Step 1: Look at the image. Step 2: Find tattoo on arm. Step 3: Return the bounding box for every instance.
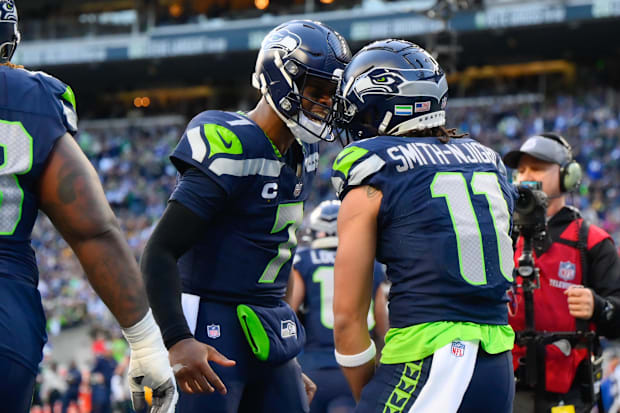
[57,168,81,204]
[366,186,379,199]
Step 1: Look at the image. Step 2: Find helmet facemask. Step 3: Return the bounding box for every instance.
[255,53,341,144]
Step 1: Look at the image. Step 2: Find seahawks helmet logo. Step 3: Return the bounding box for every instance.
[0,1,17,23]
[352,68,404,103]
[262,29,301,56]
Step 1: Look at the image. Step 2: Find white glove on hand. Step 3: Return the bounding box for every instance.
[122,309,179,413]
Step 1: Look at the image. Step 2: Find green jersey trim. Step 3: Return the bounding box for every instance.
[332,146,369,179]
[61,85,77,111]
[380,321,514,364]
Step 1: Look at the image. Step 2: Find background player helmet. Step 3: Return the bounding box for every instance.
[334,39,448,142]
[309,199,340,249]
[0,0,19,64]
[252,20,351,144]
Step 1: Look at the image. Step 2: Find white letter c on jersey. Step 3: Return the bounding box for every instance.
[262,182,278,199]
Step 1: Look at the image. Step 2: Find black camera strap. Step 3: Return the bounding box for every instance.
[553,216,590,331]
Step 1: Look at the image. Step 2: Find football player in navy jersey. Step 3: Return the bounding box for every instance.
[141,20,351,413]
[289,199,388,413]
[330,40,517,413]
[0,2,176,412]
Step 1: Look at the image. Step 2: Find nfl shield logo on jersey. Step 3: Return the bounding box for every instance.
[207,324,221,339]
[558,261,576,281]
[451,341,465,357]
[281,320,297,339]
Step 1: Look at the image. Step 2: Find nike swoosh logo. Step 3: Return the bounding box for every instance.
[335,150,354,166]
[216,129,233,149]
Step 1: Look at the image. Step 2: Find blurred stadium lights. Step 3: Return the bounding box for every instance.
[133,97,151,108]
[446,60,576,88]
[169,2,185,18]
[255,0,270,10]
[118,86,214,107]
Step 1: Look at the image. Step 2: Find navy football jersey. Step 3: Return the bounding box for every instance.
[331,136,517,329]
[293,247,384,369]
[0,65,78,373]
[0,66,78,285]
[170,110,319,306]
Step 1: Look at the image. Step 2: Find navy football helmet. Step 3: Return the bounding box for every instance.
[308,199,340,249]
[334,39,448,142]
[0,0,19,64]
[252,20,351,143]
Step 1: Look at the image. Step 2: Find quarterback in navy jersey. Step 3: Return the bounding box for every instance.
[141,20,351,413]
[289,200,388,413]
[330,40,517,413]
[0,2,176,412]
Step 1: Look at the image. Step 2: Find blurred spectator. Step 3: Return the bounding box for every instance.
[62,361,82,413]
[40,361,66,411]
[91,347,117,413]
[111,358,134,413]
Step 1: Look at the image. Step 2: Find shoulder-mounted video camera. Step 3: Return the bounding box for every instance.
[513,181,548,240]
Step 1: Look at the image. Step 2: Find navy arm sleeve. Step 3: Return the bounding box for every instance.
[141,168,227,349]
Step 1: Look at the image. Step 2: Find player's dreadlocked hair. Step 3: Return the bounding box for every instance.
[1,62,23,69]
[406,126,468,143]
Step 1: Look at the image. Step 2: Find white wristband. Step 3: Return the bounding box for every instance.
[335,340,376,367]
[121,309,164,352]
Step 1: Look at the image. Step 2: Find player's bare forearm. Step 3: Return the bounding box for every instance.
[334,316,375,399]
[341,361,375,401]
[38,134,149,327]
[69,226,149,327]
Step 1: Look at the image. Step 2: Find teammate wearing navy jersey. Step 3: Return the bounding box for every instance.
[141,20,351,412]
[0,2,176,412]
[330,40,517,413]
[289,200,388,413]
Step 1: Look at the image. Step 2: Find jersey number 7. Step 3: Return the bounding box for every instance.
[258,202,304,283]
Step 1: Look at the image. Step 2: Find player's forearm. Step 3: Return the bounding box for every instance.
[341,362,375,401]
[70,224,149,327]
[140,233,193,349]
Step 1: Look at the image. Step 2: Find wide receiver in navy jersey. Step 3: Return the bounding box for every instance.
[289,200,388,413]
[141,20,351,413]
[330,40,517,413]
[0,2,176,412]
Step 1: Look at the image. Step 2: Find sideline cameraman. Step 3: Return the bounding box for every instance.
[503,133,620,412]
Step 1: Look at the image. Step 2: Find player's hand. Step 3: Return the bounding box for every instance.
[302,372,317,404]
[169,337,236,395]
[565,285,595,319]
[126,347,178,413]
[122,310,179,413]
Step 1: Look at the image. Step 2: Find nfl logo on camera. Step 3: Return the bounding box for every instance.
[451,341,465,357]
[281,320,297,339]
[207,324,221,339]
[558,261,576,281]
